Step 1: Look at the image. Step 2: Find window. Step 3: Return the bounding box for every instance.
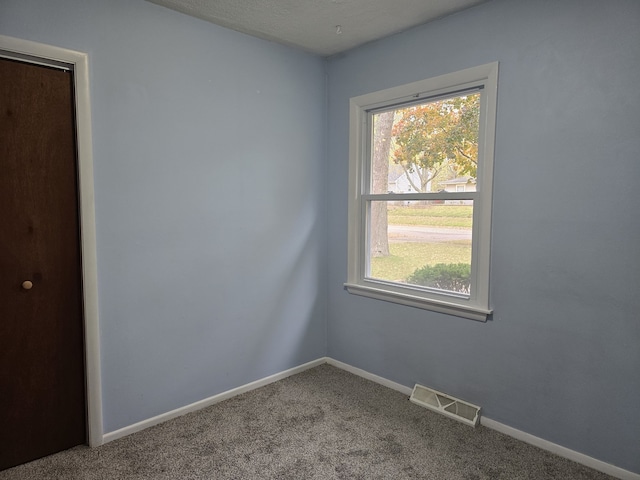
[345,63,498,321]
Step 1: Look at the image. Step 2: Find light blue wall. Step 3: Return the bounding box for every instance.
[326,0,640,473]
[1,0,327,432]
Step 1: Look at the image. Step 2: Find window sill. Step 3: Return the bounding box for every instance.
[344,282,491,322]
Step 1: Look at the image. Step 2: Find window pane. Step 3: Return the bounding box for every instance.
[367,201,473,296]
[370,93,480,195]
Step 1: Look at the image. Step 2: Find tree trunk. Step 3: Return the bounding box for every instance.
[370,111,394,258]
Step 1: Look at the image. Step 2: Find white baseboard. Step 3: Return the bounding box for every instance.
[325,359,639,480]
[325,357,413,396]
[101,356,639,480]
[102,358,326,444]
[480,418,640,480]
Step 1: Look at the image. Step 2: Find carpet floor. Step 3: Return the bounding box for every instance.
[0,364,615,479]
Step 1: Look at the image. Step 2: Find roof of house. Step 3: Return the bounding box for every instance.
[387,164,406,183]
[439,176,476,185]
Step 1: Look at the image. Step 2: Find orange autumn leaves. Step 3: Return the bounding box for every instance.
[391,93,480,190]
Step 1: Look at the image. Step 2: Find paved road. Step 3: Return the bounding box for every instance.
[388,225,471,242]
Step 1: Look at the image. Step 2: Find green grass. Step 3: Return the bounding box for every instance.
[371,205,473,282]
[370,242,471,283]
[387,205,472,228]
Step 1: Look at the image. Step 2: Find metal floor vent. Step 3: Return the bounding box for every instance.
[409,384,481,427]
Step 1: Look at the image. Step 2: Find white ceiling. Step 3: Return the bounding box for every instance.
[146,0,490,57]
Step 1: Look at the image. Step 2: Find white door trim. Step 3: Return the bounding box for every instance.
[0,34,103,447]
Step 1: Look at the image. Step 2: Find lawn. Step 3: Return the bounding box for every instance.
[387,205,472,228]
[370,205,473,282]
[370,241,471,283]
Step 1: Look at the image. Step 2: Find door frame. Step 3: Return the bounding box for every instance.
[0,35,103,447]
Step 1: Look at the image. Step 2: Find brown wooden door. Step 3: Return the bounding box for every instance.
[0,57,86,470]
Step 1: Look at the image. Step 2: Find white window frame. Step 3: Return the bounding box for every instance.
[345,62,498,321]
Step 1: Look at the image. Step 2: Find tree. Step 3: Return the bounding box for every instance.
[391,94,480,192]
[370,111,394,257]
[444,94,480,176]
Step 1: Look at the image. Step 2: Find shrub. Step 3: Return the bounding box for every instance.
[407,263,471,294]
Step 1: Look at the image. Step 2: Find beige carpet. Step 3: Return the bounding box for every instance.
[0,364,614,479]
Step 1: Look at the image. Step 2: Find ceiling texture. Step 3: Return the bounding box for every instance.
[146,0,490,57]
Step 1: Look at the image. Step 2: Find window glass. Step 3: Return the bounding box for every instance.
[367,201,473,296]
[371,93,480,195]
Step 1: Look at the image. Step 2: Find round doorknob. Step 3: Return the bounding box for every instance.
[22,280,33,290]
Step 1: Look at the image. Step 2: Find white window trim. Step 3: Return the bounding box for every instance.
[345,62,498,322]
